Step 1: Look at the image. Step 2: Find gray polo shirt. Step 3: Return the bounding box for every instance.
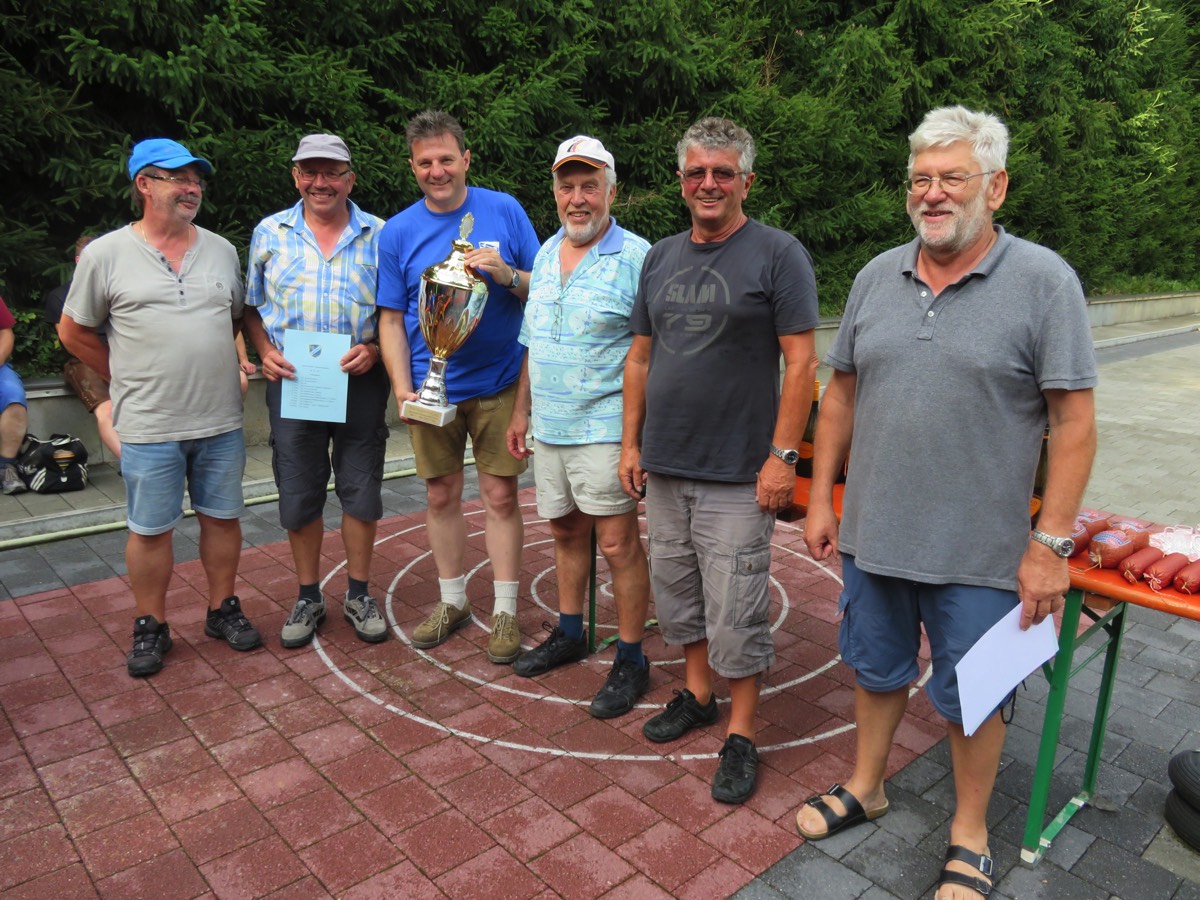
[64,225,245,444]
[827,226,1097,590]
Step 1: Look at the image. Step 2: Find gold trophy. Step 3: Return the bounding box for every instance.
[402,213,490,426]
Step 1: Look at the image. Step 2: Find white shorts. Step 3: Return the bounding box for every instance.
[532,440,636,520]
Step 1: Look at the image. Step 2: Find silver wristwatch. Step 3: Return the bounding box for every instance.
[770,444,800,466]
[1030,529,1076,558]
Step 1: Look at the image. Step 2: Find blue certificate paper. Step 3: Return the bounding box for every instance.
[280,329,352,423]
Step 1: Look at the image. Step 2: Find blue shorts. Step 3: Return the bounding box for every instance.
[838,554,1019,723]
[265,365,389,530]
[0,363,27,409]
[122,429,246,536]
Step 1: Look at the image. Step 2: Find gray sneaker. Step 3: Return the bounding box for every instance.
[281,595,326,648]
[411,601,471,649]
[1,464,27,495]
[345,593,387,643]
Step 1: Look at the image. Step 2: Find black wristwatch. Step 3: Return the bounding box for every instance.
[770,444,800,466]
[1030,529,1076,558]
[509,268,521,289]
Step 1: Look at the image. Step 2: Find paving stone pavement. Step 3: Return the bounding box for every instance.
[0,330,1198,898]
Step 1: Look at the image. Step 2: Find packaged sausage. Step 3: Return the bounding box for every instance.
[1075,510,1113,539]
[1146,552,1191,591]
[1173,561,1200,594]
[1088,530,1139,569]
[1108,519,1157,550]
[1120,547,1164,583]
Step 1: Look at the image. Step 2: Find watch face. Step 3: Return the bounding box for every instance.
[1059,537,1076,557]
[782,450,800,465]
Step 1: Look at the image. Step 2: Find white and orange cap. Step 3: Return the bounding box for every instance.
[552,135,614,171]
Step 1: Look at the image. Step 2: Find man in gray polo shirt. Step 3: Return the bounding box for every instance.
[794,107,1097,899]
[60,138,260,678]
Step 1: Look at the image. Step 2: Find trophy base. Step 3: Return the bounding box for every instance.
[402,399,458,427]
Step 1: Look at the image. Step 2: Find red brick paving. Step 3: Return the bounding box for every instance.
[0,496,938,896]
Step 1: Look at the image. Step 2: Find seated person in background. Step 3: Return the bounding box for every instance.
[235,332,255,398]
[0,295,30,495]
[43,234,121,461]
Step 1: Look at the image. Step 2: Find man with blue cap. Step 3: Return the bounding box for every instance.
[59,137,261,677]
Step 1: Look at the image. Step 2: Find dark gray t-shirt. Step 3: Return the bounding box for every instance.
[631,219,819,482]
[827,227,1097,590]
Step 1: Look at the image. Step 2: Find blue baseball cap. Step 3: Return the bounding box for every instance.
[127,138,214,179]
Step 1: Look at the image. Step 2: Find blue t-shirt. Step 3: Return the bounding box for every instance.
[519,219,649,445]
[376,187,539,403]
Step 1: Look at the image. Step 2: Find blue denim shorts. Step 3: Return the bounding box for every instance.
[0,363,27,409]
[122,429,246,535]
[838,554,1019,723]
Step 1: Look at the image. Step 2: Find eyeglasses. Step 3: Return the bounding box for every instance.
[905,171,994,195]
[296,168,352,183]
[680,167,746,186]
[143,173,206,190]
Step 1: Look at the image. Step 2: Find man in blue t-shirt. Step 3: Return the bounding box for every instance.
[377,110,539,665]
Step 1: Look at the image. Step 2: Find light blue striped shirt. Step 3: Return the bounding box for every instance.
[519,218,649,444]
[245,199,384,347]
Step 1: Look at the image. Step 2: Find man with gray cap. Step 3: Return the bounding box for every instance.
[505,136,652,717]
[243,133,389,648]
[59,137,260,677]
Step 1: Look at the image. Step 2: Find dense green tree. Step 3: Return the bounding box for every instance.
[2,0,1198,374]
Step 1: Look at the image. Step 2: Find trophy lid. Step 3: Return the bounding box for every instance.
[421,212,488,294]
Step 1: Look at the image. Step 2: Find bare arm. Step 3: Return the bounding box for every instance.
[804,368,857,561]
[1018,387,1097,628]
[758,331,818,515]
[378,308,417,413]
[619,334,651,500]
[57,315,111,382]
[463,247,530,302]
[0,329,12,368]
[506,351,533,459]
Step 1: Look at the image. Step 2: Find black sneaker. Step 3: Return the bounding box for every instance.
[128,615,172,677]
[512,623,587,678]
[712,733,759,804]
[642,688,719,743]
[589,656,650,719]
[204,596,262,651]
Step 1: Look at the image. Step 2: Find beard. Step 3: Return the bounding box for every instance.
[908,185,990,254]
[561,210,607,247]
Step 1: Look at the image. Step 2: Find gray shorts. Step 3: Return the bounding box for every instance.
[266,365,390,531]
[645,473,775,679]
[532,440,636,520]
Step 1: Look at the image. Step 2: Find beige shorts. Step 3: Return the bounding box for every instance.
[409,382,528,480]
[532,440,636,520]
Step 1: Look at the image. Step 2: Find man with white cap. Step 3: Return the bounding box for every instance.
[243,133,390,649]
[59,137,260,677]
[504,136,652,717]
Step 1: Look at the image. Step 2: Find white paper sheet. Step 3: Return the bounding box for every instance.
[955,605,1059,736]
[280,329,351,423]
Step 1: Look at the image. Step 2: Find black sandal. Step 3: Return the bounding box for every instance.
[936,844,994,897]
[796,782,889,840]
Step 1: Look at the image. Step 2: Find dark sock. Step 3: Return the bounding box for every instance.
[0,457,13,466]
[298,583,322,604]
[616,639,645,668]
[347,577,369,599]
[559,613,584,640]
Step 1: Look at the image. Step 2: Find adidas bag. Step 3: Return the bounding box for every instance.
[17,433,89,493]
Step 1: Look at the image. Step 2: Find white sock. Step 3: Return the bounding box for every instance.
[439,576,467,611]
[492,581,519,617]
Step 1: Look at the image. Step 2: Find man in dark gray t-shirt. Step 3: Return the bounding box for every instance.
[621,117,819,806]
[795,107,1097,899]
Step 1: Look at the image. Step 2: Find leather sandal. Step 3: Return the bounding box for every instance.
[796,782,889,840]
[936,844,994,898]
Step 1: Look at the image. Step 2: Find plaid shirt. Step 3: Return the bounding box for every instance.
[245,199,384,347]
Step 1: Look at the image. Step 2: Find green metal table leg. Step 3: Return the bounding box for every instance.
[1021,589,1127,864]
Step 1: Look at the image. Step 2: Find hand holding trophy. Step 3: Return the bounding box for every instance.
[402,212,490,426]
